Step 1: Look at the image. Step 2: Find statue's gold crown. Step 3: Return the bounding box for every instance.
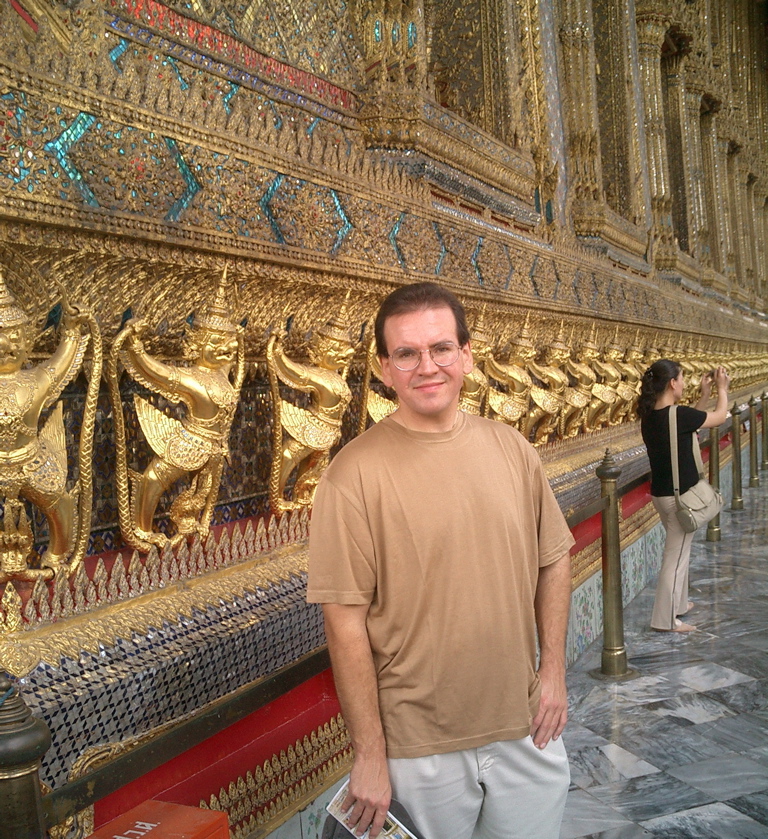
[194,267,238,334]
[316,291,353,344]
[0,268,30,328]
[471,306,491,345]
[511,311,534,349]
[549,320,569,352]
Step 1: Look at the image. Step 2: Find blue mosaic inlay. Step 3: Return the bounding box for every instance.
[164,137,202,222]
[330,189,352,254]
[471,237,484,286]
[44,113,99,207]
[389,212,406,270]
[261,173,286,243]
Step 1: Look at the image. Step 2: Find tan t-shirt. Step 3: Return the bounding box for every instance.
[307,412,574,759]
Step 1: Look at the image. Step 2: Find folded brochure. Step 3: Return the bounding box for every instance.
[326,780,420,839]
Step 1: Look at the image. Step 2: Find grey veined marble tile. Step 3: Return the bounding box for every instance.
[568,743,660,790]
[643,692,736,726]
[661,662,754,693]
[667,754,768,799]
[558,789,635,839]
[640,801,768,838]
[587,772,713,822]
[726,788,768,827]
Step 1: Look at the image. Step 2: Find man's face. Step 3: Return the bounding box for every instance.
[379,306,473,432]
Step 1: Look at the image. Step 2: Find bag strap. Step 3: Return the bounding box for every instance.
[668,405,683,508]
[668,406,706,510]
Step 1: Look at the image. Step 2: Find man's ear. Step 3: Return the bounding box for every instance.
[379,353,394,388]
[461,340,474,374]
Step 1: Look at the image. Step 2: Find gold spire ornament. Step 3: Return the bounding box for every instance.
[0,265,100,580]
[267,293,356,513]
[108,267,246,551]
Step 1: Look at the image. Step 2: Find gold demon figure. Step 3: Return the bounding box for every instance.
[0,268,99,580]
[109,270,245,550]
[267,299,356,513]
[484,313,536,430]
[459,309,491,416]
[359,328,397,434]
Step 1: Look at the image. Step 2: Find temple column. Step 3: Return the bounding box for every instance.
[699,103,725,283]
[683,87,706,264]
[714,129,737,288]
[559,0,601,211]
[636,13,674,269]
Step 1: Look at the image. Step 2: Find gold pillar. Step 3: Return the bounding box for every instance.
[636,13,674,269]
[683,87,706,263]
[706,424,721,542]
[730,403,743,510]
[749,396,760,487]
[593,451,634,680]
[762,392,768,471]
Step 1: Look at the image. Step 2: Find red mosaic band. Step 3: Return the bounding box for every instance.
[112,0,357,112]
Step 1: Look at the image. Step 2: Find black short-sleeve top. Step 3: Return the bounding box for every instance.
[641,405,708,497]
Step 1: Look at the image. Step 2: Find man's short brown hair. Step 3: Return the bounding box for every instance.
[374,282,471,357]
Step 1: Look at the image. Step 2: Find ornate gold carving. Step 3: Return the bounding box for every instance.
[108,268,245,551]
[0,263,100,579]
[202,714,351,839]
[267,297,356,513]
[0,536,309,676]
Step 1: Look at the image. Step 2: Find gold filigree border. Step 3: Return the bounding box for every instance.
[0,543,308,677]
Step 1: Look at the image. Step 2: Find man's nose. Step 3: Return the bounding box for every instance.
[416,349,439,372]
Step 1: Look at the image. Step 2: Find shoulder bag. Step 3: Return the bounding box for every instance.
[668,406,723,533]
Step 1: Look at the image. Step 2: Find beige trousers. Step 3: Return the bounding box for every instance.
[651,495,695,629]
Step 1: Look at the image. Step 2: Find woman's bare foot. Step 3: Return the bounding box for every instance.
[653,619,696,633]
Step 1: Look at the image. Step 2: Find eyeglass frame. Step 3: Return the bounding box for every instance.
[387,341,464,372]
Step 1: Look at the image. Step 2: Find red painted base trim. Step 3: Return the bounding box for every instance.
[94,669,340,827]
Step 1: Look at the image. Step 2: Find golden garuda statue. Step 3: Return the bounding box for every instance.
[267,298,356,513]
[0,268,100,581]
[459,310,491,416]
[617,330,644,421]
[597,328,637,426]
[359,329,397,434]
[566,324,616,434]
[484,313,536,430]
[109,269,245,551]
[523,322,577,445]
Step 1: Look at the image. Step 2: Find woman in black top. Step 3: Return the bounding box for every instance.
[638,360,729,631]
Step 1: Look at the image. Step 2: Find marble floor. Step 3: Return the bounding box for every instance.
[560,478,768,839]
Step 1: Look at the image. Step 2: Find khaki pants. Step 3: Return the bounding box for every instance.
[388,736,569,839]
[651,495,695,629]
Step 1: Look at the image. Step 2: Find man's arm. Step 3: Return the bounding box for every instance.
[531,552,571,749]
[322,603,391,838]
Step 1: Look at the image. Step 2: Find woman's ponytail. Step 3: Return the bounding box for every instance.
[637,359,681,420]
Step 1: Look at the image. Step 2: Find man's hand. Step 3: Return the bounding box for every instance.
[341,752,391,837]
[532,552,571,749]
[322,603,391,837]
[530,664,567,749]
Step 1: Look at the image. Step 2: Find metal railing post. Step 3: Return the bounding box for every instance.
[593,451,634,679]
[731,403,743,511]
[762,391,768,470]
[706,423,721,542]
[749,396,760,487]
[0,674,51,839]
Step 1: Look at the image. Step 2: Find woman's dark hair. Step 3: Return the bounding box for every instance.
[374,282,470,356]
[637,358,681,420]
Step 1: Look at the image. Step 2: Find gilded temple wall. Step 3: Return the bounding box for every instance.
[0,0,767,834]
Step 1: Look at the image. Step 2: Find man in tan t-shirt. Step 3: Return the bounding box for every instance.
[308,283,574,839]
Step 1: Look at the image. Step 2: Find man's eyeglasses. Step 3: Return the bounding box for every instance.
[389,341,461,372]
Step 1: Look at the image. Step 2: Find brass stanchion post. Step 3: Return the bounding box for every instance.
[730,404,743,511]
[706,423,721,542]
[749,396,759,487]
[0,674,51,839]
[591,451,636,681]
[762,391,768,470]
